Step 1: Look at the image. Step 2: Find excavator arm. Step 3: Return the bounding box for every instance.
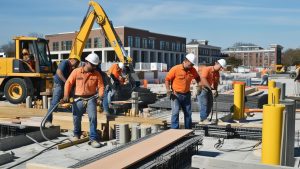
[69,0,131,64]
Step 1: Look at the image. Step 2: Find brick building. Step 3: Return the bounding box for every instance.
[186,39,225,67]
[45,26,186,70]
[222,43,283,67]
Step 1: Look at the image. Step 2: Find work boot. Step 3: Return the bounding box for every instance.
[200,119,210,124]
[90,140,102,148]
[71,135,80,142]
[44,121,53,128]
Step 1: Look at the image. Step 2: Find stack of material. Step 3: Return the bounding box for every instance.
[149,91,267,112]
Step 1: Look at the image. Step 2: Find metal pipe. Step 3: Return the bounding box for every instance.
[233,83,245,120]
[261,104,285,165]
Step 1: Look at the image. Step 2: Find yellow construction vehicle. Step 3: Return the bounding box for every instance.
[0,36,53,104]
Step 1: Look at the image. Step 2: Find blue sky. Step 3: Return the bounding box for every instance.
[0,0,300,50]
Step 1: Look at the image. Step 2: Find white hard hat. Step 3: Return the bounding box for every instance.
[185,53,196,65]
[85,53,100,65]
[217,59,227,68]
[118,62,124,69]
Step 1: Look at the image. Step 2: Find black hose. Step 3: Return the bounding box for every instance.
[214,138,261,152]
[6,142,60,169]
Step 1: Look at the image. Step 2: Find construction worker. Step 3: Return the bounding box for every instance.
[165,53,201,129]
[294,66,300,96]
[63,53,104,148]
[199,59,226,122]
[260,67,269,85]
[22,48,35,72]
[104,62,126,113]
[44,55,80,127]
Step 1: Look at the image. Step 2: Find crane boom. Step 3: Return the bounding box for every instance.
[69,0,131,64]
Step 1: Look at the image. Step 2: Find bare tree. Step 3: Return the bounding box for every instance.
[282,48,300,66]
[1,41,15,57]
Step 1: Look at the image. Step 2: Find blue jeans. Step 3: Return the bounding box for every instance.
[102,88,109,113]
[261,75,268,85]
[72,97,98,141]
[46,82,63,122]
[198,89,213,120]
[171,93,192,129]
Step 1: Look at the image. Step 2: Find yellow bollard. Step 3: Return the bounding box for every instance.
[273,87,281,104]
[268,80,276,89]
[233,83,245,120]
[261,104,285,165]
[268,80,276,104]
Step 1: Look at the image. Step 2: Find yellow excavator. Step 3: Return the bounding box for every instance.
[0,36,53,104]
[68,0,153,105]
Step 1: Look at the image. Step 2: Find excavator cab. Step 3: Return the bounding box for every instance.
[17,38,52,73]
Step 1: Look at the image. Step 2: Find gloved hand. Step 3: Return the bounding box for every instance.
[61,96,69,103]
[212,90,219,98]
[97,98,102,105]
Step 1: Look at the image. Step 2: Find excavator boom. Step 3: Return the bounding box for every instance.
[69,0,131,64]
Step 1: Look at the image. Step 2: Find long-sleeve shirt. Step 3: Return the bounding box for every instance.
[200,66,220,89]
[165,64,200,93]
[64,67,104,98]
[107,64,124,84]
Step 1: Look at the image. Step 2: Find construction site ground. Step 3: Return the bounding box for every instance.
[1,74,300,168]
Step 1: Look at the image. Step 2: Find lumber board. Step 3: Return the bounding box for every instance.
[26,163,69,169]
[57,137,89,150]
[52,115,107,132]
[191,156,296,169]
[80,129,192,169]
[0,106,47,118]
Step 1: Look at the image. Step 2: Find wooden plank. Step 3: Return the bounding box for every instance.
[248,90,264,96]
[57,137,89,150]
[0,106,47,118]
[114,116,166,125]
[191,155,297,169]
[244,87,257,95]
[52,114,107,132]
[80,129,193,169]
[26,163,69,169]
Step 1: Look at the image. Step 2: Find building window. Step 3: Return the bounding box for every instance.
[171,42,175,51]
[142,38,148,48]
[181,44,185,52]
[176,43,180,51]
[94,37,102,48]
[135,36,140,48]
[128,36,133,47]
[52,42,59,51]
[160,41,165,50]
[148,39,155,49]
[166,42,169,50]
[105,39,111,47]
[61,41,72,51]
[85,38,92,48]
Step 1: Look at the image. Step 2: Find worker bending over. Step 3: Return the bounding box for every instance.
[199,59,226,122]
[104,62,126,114]
[45,56,79,127]
[165,53,201,129]
[63,53,104,148]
